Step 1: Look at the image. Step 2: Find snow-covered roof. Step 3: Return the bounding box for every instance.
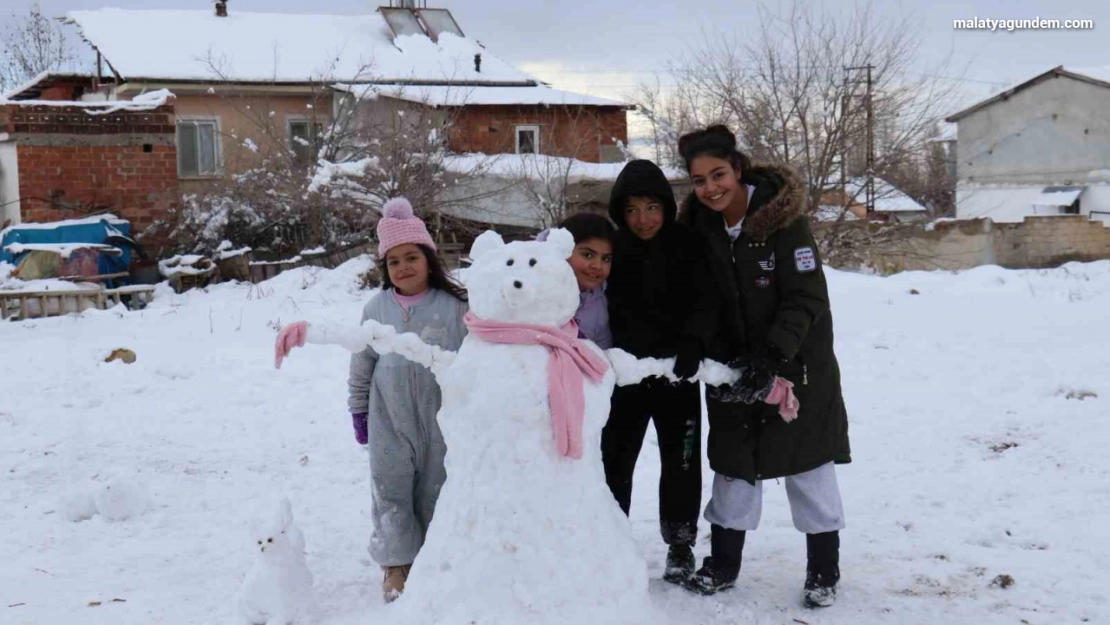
[814,205,862,222]
[1,71,93,100]
[0,89,174,114]
[928,122,957,143]
[0,214,128,240]
[65,9,536,85]
[844,178,927,213]
[954,183,1110,222]
[443,153,685,182]
[1034,186,1084,207]
[336,83,628,108]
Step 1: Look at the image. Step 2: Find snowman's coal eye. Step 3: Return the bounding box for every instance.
[506,259,514,266]
[258,540,262,545]
[529,258,537,267]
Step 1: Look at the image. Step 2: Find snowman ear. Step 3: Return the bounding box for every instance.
[546,228,575,260]
[469,230,505,261]
[276,497,293,529]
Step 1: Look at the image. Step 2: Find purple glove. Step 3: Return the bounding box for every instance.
[352,413,368,445]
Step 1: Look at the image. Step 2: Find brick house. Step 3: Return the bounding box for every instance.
[0,92,178,232]
[2,3,629,235]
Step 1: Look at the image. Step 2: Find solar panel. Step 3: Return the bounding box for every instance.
[417,9,464,40]
[380,7,427,38]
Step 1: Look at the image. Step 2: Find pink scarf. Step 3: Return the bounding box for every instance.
[464,312,610,459]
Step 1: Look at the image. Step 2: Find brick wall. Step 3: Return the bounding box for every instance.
[818,216,1110,274]
[448,105,628,163]
[0,104,178,233]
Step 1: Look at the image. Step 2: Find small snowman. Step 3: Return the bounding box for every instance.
[237,498,314,625]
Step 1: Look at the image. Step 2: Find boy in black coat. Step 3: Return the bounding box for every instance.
[604,159,719,584]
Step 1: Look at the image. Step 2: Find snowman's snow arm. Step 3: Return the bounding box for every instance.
[605,348,739,387]
[305,319,456,379]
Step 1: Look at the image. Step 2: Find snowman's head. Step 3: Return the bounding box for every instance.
[465,228,580,327]
[249,497,298,557]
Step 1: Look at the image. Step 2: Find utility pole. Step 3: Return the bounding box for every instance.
[845,64,876,215]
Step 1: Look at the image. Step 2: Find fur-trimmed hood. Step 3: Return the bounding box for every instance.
[678,164,806,242]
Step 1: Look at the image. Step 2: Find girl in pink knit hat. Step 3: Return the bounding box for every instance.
[275,197,468,603]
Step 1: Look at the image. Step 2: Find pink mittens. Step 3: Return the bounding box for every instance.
[764,377,800,422]
[274,321,309,369]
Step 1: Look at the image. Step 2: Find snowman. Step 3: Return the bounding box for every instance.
[279,229,792,624]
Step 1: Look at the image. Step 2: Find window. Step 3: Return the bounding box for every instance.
[515,125,539,155]
[177,119,220,177]
[288,119,324,165]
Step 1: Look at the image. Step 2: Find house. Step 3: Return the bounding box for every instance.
[945,66,1110,225]
[59,4,627,178]
[816,177,929,224]
[1,3,630,233]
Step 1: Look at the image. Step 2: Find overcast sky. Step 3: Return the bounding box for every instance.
[28,0,1110,119]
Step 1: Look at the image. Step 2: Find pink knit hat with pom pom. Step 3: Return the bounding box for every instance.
[376,197,437,259]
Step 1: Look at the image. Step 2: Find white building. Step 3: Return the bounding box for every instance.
[945,66,1110,225]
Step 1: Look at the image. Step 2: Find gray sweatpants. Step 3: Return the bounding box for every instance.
[703,462,846,534]
[365,389,448,567]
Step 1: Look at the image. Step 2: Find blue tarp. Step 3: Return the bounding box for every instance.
[0,216,133,275]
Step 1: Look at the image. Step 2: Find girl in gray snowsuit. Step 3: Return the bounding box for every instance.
[348,198,468,602]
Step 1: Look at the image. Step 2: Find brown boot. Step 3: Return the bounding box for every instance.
[382,564,411,603]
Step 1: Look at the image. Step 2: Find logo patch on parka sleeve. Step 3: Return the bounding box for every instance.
[794,247,817,273]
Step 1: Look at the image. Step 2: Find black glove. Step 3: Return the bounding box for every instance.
[750,342,788,378]
[708,360,776,404]
[672,340,703,380]
[707,343,787,404]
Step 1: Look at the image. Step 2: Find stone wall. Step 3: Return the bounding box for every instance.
[819,216,1110,274]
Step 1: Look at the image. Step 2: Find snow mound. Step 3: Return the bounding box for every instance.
[93,475,150,521]
[57,487,98,522]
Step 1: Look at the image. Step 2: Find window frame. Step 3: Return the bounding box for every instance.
[286,116,325,166]
[515,124,540,155]
[176,116,223,179]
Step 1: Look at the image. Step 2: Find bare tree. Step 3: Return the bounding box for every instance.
[164,57,510,256]
[1,2,79,92]
[630,0,961,217]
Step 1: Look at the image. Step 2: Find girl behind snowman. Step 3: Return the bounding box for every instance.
[277,197,468,602]
[676,125,850,608]
[351,198,468,602]
[536,211,616,348]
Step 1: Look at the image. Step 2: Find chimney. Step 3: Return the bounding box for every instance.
[474,53,482,73]
[215,1,228,17]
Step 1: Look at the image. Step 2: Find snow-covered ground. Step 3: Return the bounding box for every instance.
[2,258,1108,624]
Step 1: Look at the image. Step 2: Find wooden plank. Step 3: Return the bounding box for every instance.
[67,272,130,283]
